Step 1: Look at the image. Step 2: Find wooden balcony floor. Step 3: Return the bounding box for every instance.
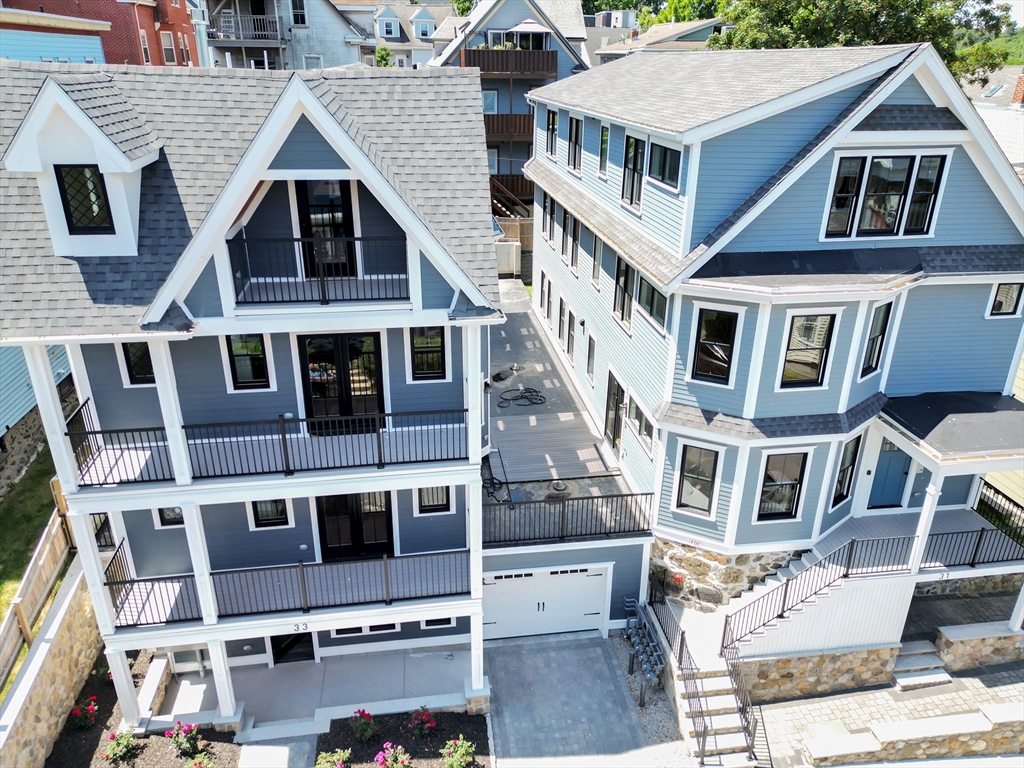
[237,275,409,304]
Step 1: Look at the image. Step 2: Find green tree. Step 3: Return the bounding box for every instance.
[454,0,473,16]
[706,0,1011,85]
[655,0,723,25]
[637,6,657,32]
[376,45,394,68]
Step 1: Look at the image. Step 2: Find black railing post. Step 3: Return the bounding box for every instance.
[559,497,568,540]
[382,553,392,605]
[279,415,293,476]
[298,560,310,613]
[777,579,790,620]
[969,528,987,567]
[375,414,386,469]
[843,538,857,576]
[315,236,329,305]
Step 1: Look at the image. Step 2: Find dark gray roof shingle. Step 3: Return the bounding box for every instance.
[854,103,966,131]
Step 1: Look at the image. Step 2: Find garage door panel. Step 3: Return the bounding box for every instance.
[483,566,608,640]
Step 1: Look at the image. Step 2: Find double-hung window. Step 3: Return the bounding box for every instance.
[627,398,653,449]
[758,453,808,521]
[139,30,151,65]
[613,257,635,327]
[636,277,667,328]
[561,211,580,269]
[648,143,680,188]
[781,314,835,388]
[546,109,558,157]
[860,303,891,377]
[621,135,645,208]
[161,31,176,64]
[250,500,290,529]
[225,334,271,390]
[121,342,155,386]
[417,487,451,514]
[568,117,583,172]
[592,238,603,285]
[55,165,114,235]
[566,310,576,362]
[831,436,862,507]
[676,444,718,516]
[692,308,738,385]
[558,299,567,344]
[990,283,1023,317]
[586,336,596,381]
[541,193,552,240]
[292,0,307,24]
[410,327,446,380]
[599,125,610,175]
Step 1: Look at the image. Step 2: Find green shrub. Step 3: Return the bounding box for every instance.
[440,734,476,768]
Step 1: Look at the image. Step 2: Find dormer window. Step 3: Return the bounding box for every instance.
[55,165,115,235]
[416,21,433,38]
[381,20,396,37]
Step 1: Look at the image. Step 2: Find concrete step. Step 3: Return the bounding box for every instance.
[690,711,744,737]
[900,640,939,657]
[694,693,741,716]
[702,730,752,757]
[894,668,954,691]
[710,753,757,768]
[698,675,735,697]
[894,653,944,672]
[695,665,730,679]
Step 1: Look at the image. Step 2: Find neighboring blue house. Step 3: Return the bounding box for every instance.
[0,7,107,63]
[0,346,70,451]
[526,44,1024,761]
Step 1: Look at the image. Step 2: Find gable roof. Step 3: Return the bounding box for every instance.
[595,19,719,58]
[0,61,498,340]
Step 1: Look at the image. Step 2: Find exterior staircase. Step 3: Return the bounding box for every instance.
[893,640,953,691]
[683,666,759,766]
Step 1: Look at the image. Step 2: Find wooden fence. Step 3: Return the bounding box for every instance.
[0,504,72,692]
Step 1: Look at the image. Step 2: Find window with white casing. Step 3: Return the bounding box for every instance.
[676,443,719,517]
[988,283,1023,318]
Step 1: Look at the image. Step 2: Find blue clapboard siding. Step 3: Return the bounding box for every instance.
[268,114,348,170]
[421,252,455,309]
[318,617,469,648]
[244,181,292,239]
[754,301,859,418]
[820,437,854,534]
[0,345,69,436]
[81,343,162,430]
[397,486,467,554]
[183,259,222,318]
[733,441,831,545]
[723,146,1022,252]
[123,509,193,577]
[657,433,734,542]
[672,298,759,415]
[690,82,870,248]
[940,475,975,506]
[202,498,315,571]
[882,76,933,105]
[357,182,407,275]
[844,300,893,410]
[0,30,104,63]
[385,326,465,412]
[908,466,931,508]
[171,334,300,425]
[886,283,1024,395]
[483,543,645,621]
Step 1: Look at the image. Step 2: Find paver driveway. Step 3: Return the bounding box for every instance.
[486,634,647,765]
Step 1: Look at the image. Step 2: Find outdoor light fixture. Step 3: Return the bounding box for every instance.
[484,382,492,394]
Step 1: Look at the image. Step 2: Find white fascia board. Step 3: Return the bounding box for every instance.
[658,419,868,449]
[3,79,134,174]
[194,309,452,337]
[678,278,918,304]
[0,330,193,347]
[62,462,484,514]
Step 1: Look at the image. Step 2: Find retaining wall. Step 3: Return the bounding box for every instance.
[936,622,1024,672]
[739,646,900,703]
[914,572,1023,596]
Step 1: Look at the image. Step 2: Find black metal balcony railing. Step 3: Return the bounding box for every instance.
[482,493,652,547]
[923,526,1024,567]
[65,400,174,486]
[185,411,468,480]
[91,513,116,551]
[228,236,409,305]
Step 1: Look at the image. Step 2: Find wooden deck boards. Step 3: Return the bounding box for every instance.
[491,412,615,482]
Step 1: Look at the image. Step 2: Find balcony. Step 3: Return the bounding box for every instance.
[209,13,284,43]
[66,402,468,487]
[482,493,653,547]
[483,113,534,142]
[460,48,557,78]
[229,236,409,305]
[103,541,470,628]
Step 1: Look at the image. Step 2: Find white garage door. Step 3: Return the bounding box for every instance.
[482,565,608,640]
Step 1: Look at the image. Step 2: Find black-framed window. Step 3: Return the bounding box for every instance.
[781,315,835,388]
[410,327,446,380]
[599,125,609,175]
[292,0,306,24]
[558,298,567,344]
[627,398,653,449]
[592,238,602,283]
[55,165,115,235]
[252,499,289,528]
[613,257,635,326]
[546,109,558,157]
[860,303,891,377]
[423,617,455,628]
[858,156,914,236]
[121,342,155,385]
[542,192,552,240]
[693,308,738,385]
[561,210,579,268]
[539,269,548,315]
[566,310,576,362]
[903,155,945,234]
[418,487,451,513]
[825,157,865,237]
[568,117,583,172]
[991,283,1023,316]
[637,278,667,328]
[621,135,645,208]
[831,436,862,507]
[587,336,596,380]
[648,143,681,188]
[544,275,553,322]
[677,444,718,516]
[157,507,184,526]
[758,453,807,521]
[226,334,270,390]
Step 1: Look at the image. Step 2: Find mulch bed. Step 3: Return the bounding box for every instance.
[45,650,242,768]
[316,711,491,768]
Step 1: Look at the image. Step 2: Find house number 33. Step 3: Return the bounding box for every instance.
[293,623,309,631]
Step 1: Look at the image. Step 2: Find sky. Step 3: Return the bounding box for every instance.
[1009,0,1024,28]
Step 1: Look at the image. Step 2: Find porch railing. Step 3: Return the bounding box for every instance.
[91,513,115,551]
[228,236,409,304]
[922,527,1024,568]
[65,399,174,486]
[103,539,203,628]
[647,573,683,663]
[211,13,283,41]
[482,493,652,547]
[460,48,557,77]
[185,410,468,479]
[975,481,1024,545]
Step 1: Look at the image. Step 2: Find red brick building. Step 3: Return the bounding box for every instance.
[4,0,199,66]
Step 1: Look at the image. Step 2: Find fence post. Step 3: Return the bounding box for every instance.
[297,560,310,613]
[279,415,293,476]
[12,597,33,644]
[375,414,386,469]
[382,554,392,605]
[559,497,568,540]
[843,538,857,576]
[969,528,986,567]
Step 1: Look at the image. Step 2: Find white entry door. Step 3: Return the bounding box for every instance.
[482,565,609,640]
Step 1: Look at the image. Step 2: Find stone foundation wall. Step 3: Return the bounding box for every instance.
[936,628,1024,672]
[652,537,797,608]
[739,646,899,703]
[914,573,1023,597]
[0,407,46,502]
[0,573,103,768]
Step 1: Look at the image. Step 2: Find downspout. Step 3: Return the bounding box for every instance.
[133,2,146,65]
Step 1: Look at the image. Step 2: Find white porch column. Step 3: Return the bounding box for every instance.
[23,344,79,492]
[106,649,142,727]
[207,639,237,718]
[464,325,483,464]
[68,511,116,635]
[182,505,218,625]
[1010,578,1024,632]
[849,425,885,516]
[407,240,423,311]
[470,613,484,690]
[467,479,483,600]
[148,339,192,486]
[909,477,943,574]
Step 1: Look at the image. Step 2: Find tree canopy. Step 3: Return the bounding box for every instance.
[704,0,1012,85]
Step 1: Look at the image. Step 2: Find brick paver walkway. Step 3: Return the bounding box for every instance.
[902,592,1018,641]
[760,663,1024,768]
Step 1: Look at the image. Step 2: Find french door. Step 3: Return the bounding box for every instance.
[604,372,625,454]
[295,180,356,279]
[298,333,384,433]
[316,492,393,561]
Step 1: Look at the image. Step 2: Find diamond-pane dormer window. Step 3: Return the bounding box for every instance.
[55,165,115,235]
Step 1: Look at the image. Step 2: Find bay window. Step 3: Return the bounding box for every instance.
[781,314,835,388]
[758,452,807,521]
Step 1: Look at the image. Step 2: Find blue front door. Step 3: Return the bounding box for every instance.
[868,439,912,508]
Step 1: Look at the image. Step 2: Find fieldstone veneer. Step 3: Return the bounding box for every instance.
[739,646,900,703]
[914,573,1023,597]
[652,538,796,608]
[936,622,1024,672]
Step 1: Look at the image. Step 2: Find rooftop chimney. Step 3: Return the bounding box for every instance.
[1013,74,1024,107]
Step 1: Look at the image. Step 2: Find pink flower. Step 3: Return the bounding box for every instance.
[165,730,174,737]
[177,720,182,726]
[109,733,116,740]
[88,695,98,701]
[674,573,683,583]
[72,709,81,716]
[104,754,110,760]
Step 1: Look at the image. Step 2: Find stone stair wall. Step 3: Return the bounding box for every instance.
[936,621,1024,671]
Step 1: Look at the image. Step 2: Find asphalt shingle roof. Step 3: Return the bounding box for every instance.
[854,103,966,131]
[0,61,498,339]
[595,19,718,56]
